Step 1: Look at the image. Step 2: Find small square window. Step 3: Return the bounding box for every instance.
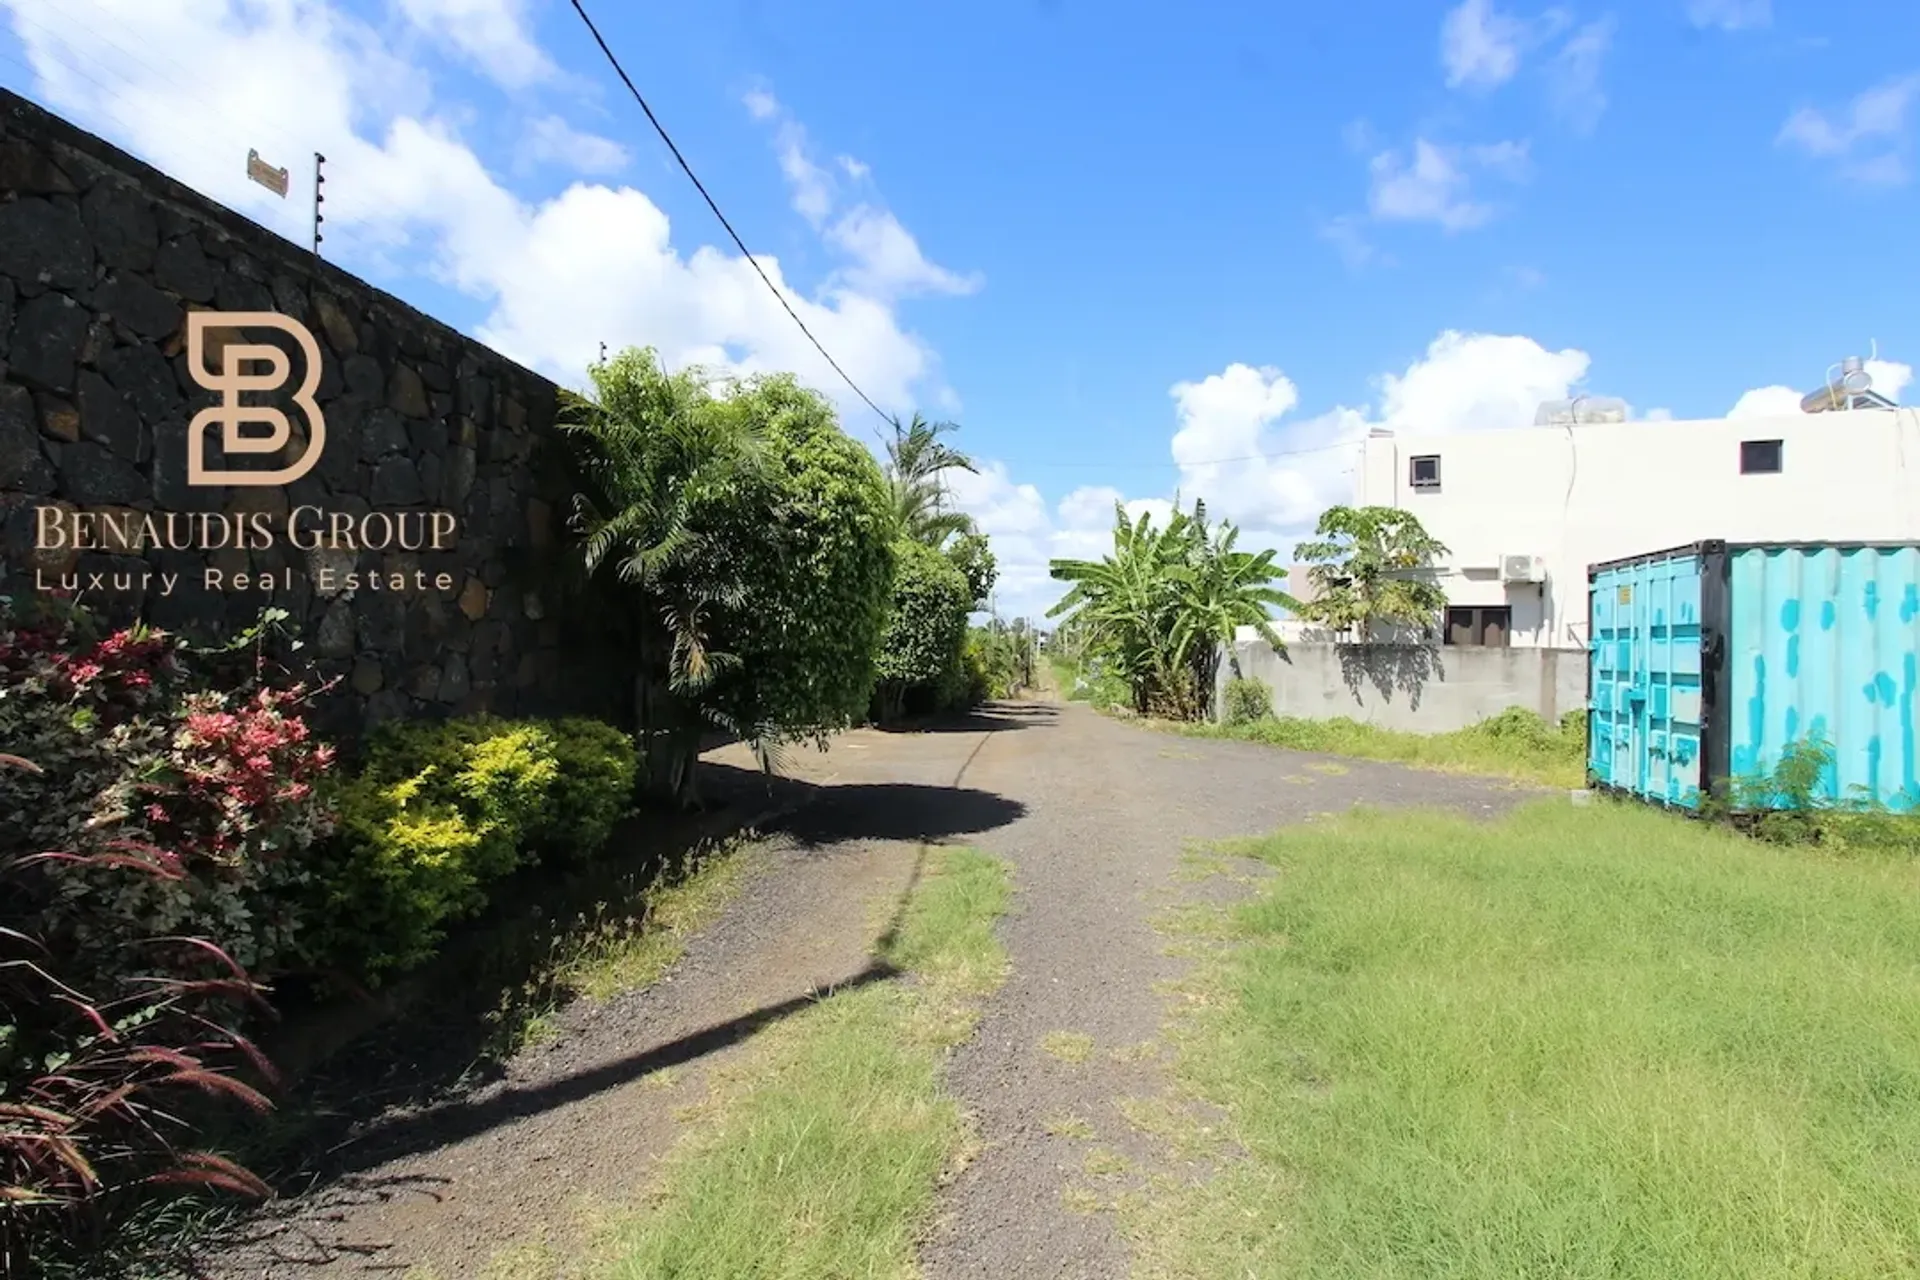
[1740,439,1782,474]
[1409,454,1441,490]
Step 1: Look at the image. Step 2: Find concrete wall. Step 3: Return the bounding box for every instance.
[0,89,614,739]
[1352,408,1920,648]
[1220,639,1588,733]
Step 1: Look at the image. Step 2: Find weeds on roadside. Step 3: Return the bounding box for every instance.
[1699,734,1920,855]
[1175,705,1588,789]
[483,835,755,1056]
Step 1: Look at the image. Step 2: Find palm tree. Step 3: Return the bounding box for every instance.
[885,414,977,547]
[558,348,770,806]
[1292,505,1450,642]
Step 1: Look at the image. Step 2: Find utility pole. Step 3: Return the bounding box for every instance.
[311,152,326,257]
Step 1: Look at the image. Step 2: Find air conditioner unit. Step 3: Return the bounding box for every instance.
[1500,554,1547,584]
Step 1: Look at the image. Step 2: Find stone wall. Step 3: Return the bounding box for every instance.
[1216,639,1589,733]
[0,89,611,739]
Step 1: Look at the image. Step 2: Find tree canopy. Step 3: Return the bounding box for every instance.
[1291,504,1449,640]
[560,347,895,803]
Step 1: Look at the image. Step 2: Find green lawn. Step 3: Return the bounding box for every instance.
[1138,800,1920,1279]
[1178,708,1589,790]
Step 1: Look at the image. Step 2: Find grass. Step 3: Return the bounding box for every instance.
[1041,1030,1097,1063]
[1132,799,1920,1279]
[1177,706,1589,789]
[488,836,757,1053]
[587,846,1012,1280]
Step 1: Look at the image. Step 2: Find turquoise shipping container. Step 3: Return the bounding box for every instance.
[1588,541,1920,812]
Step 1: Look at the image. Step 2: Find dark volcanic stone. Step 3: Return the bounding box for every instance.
[0,198,90,291]
[8,292,90,395]
[94,274,182,341]
[59,440,146,504]
[82,180,160,272]
[153,234,217,302]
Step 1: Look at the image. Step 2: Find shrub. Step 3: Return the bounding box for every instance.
[303,715,635,981]
[1222,677,1274,726]
[533,718,639,861]
[872,540,972,723]
[0,601,336,984]
[1,754,275,1275]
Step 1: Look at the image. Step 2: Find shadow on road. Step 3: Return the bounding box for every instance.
[193,706,1031,1256]
[872,702,1060,735]
[210,836,942,1219]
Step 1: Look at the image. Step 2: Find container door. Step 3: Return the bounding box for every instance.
[1589,550,1706,806]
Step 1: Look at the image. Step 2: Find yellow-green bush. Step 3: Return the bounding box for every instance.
[534,717,641,861]
[304,714,637,982]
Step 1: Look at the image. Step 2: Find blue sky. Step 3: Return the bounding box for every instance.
[3,0,1916,616]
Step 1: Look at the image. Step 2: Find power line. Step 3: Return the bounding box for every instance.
[565,0,895,435]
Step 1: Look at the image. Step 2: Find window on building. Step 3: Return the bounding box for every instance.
[1740,439,1783,474]
[1409,454,1441,490]
[1445,605,1511,647]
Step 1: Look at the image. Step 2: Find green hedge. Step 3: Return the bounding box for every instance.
[305,715,637,982]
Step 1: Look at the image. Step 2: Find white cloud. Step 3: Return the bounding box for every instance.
[1778,73,1920,186]
[1686,0,1771,31]
[1728,385,1804,417]
[1441,0,1528,90]
[394,0,554,89]
[1547,17,1615,135]
[956,332,1594,620]
[1868,359,1915,400]
[1320,214,1384,268]
[1367,138,1529,231]
[745,90,981,304]
[2,0,959,421]
[520,114,630,175]
[824,206,983,302]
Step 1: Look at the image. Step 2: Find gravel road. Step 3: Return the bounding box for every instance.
[191,697,1533,1279]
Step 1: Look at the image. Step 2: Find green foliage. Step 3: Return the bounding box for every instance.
[561,349,895,801]
[873,540,973,722]
[944,531,997,608]
[537,718,641,861]
[306,715,636,981]
[1047,498,1298,721]
[1184,706,1588,789]
[884,414,978,548]
[1221,676,1273,726]
[1292,504,1450,640]
[0,600,335,984]
[961,624,1035,704]
[709,380,898,742]
[1704,733,1920,854]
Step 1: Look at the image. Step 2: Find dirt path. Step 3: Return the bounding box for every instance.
[194,700,1531,1278]
[912,702,1530,1279]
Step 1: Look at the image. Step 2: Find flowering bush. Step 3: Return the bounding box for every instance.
[0,753,276,1276]
[0,600,336,983]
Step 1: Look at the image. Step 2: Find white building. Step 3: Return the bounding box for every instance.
[1350,396,1920,650]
